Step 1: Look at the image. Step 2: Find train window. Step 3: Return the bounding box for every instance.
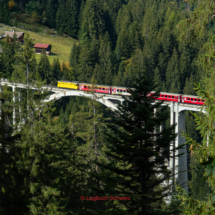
[165,95,167,98]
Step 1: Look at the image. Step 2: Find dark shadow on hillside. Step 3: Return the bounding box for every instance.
[49,52,58,56]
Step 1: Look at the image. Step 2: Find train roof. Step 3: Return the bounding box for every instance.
[182,94,199,98]
[79,83,110,88]
[150,91,181,96]
[58,80,79,83]
[112,86,128,90]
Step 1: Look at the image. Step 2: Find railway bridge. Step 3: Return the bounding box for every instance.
[0,80,205,194]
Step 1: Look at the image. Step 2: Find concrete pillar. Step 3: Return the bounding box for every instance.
[13,87,15,125]
[0,85,1,120]
[169,102,188,194]
[18,90,22,121]
[169,102,174,172]
[175,110,188,193]
[174,102,179,178]
[154,108,157,139]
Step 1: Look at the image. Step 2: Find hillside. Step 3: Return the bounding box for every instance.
[0,23,78,63]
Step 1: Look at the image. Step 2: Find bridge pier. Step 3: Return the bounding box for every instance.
[18,90,22,121]
[170,102,188,194]
[0,85,1,120]
[13,86,16,126]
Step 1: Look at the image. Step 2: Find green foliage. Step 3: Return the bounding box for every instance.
[0,85,27,214]
[12,33,37,83]
[25,1,40,14]
[0,2,10,24]
[81,0,105,39]
[45,0,58,28]
[1,35,18,78]
[37,48,52,84]
[51,57,61,83]
[94,75,178,214]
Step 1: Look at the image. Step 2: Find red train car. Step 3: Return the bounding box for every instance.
[112,86,130,95]
[181,95,204,105]
[149,92,181,102]
[79,83,111,94]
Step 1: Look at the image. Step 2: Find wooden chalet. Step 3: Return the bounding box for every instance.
[33,43,51,55]
[0,31,24,43]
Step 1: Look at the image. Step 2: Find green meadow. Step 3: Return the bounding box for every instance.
[0,24,78,64]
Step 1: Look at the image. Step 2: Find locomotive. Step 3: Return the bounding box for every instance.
[57,80,204,106]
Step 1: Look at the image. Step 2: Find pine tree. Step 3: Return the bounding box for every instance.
[98,35,113,85]
[2,35,17,78]
[153,67,161,91]
[166,48,180,92]
[12,33,36,84]
[77,38,94,82]
[68,77,108,211]
[95,75,178,214]
[64,0,79,37]
[116,26,131,59]
[61,62,73,80]
[169,63,181,93]
[81,0,105,39]
[2,2,10,24]
[113,60,125,86]
[51,57,61,83]
[37,49,52,84]
[183,73,195,95]
[69,42,79,80]
[56,0,65,34]
[17,99,87,214]
[0,85,27,214]
[179,45,191,88]
[45,0,58,28]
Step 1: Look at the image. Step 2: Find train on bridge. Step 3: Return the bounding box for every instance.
[58,80,204,106]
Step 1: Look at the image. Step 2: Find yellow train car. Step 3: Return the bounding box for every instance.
[58,81,79,90]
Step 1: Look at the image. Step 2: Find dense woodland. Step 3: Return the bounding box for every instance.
[0,0,215,214]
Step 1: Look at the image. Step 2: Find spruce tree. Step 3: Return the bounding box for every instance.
[3,2,10,24]
[69,42,79,80]
[51,57,61,83]
[68,78,108,212]
[2,35,17,78]
[64,0,79,37]
[45,0,58,28]
[0,85,27,214]
[153,67,161,91]
[37,49,52,84]
[95,75,178,214]
[77,38,93,82]
[81,0,105,39]
[56,0,65,34]
[12,33,36,84]
[16,97,87,214]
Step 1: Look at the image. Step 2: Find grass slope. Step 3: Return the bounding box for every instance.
[0,23,78,64]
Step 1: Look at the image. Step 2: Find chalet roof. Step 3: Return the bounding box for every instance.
[34,43,50,49]
[1,31,24,38]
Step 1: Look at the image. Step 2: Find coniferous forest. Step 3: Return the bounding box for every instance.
[1,0,215,214]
